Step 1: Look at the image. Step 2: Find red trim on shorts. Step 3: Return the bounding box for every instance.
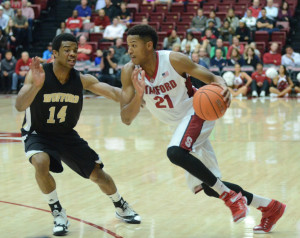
[185,76,194,98]
[179,114,205,151]
[145,52,159,82]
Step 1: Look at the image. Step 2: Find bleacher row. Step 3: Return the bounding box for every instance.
[10,0,48,19]
[76,0,295,61]
[74,60,300,82]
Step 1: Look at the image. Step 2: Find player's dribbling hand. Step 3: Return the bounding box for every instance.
[211,82,231,108]
[131,67,145,99]
[30,56,45,89]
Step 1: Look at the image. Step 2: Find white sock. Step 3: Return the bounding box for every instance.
[250,194,272,208]
[212,179,230,195]
[44,189,59,204]
[108,191,121,203]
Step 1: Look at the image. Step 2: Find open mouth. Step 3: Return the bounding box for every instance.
[68,59,76,65]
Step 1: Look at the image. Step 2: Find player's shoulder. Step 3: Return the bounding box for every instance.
[169,51,189,63]
[121,61,135,75]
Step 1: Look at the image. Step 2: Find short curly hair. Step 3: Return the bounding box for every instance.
[127,24,158,49]
[52,33,78,52]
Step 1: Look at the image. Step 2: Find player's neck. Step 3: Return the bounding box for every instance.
[140,52,157,78]
[53,61,71,84]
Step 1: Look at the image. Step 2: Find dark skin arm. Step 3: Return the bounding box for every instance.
[169,52,231,107]
[80,73,121,102]
[120,63,145,125]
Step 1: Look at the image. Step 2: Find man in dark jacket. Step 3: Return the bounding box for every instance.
[1,50,16,93]
[235,20,251,43]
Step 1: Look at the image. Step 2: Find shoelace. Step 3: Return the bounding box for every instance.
[53,210,67,225]
[52,210,61,217]
[262,218,270,228]
[120,201,137,215]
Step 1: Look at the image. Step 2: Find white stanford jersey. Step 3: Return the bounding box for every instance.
[140,51,194,125]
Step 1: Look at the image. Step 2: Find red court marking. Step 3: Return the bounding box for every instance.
[0,200,123,238]
[0,132,22,143]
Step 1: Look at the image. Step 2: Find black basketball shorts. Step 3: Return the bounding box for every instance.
[22,129,104,178]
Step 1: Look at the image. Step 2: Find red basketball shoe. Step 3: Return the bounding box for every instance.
[253,200,286,233]
[220,190,249,223]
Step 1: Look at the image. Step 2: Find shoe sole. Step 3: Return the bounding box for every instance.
[235,206,250,224]
[115,214,141,224]
[253,204,287,234]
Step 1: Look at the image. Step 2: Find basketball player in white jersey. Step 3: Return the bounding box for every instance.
[120,25,286,233]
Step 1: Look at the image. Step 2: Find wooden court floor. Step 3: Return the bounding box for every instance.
[0,95,300,238]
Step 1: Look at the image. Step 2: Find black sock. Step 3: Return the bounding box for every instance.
[223,181,253,205]
[49,201,62,212]
[167,146,217,187]
[201,181,254,205]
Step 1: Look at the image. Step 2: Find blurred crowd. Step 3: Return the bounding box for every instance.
[0,0,300,98]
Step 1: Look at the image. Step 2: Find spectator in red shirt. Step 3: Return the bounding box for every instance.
[251,62,270,97]
[201,28,217,48]
[93,9,110,32]
[247,0,262,19]
[77,35,92,64]
[12,51,32,93]
[66,10,83,35]
[263,42,281,66]
[226,36,245,59]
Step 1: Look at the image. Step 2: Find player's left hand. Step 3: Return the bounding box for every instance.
[211,82,231,108]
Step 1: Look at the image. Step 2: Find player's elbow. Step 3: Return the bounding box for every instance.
[121,115,132,125]
[15,103,24,112]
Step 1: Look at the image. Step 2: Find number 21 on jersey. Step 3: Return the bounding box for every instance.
[47,106,67,124]
[154,95,174,108]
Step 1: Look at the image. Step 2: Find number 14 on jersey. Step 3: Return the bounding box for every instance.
[47,106,67,124]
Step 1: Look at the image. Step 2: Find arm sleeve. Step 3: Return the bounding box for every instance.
[42,51,47,60]
[15,60,20,74]
[30,8,35,19]
[181,39,186,51]
[87,7,92,17]
[210,47,215,58]
[281,55,288,66]
[294,53,300,66]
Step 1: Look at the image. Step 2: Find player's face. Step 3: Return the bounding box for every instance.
[127,35,153,65]
[55,41,78,68]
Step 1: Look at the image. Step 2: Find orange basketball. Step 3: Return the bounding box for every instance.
[193,84,227,121]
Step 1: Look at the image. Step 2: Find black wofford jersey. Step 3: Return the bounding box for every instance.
[22,63,83,135]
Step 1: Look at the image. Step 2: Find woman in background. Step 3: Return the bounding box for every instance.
[228,63,252,97]
[270,65,294,97]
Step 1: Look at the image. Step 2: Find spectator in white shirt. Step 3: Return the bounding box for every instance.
[181,32,199,52]
[102,17,125,42]
[241,9,256,31]
[95,0,105,10]
[265,0,278,21]
[0,6,9,30]
[3,1,14,19]
[281,46,300,67]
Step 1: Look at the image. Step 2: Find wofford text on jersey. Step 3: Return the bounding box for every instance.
[145,80,177,95]
[43,93,80,103]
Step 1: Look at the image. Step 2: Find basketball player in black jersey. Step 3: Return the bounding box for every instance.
[15,33,140,236]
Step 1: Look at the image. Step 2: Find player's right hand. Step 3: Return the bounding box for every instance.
[131,67,145,99]
[30,56,45,89]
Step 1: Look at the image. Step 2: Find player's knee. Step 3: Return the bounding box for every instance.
[167,146,187,166]
[89,165,106,184]
[31,153,50,173]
